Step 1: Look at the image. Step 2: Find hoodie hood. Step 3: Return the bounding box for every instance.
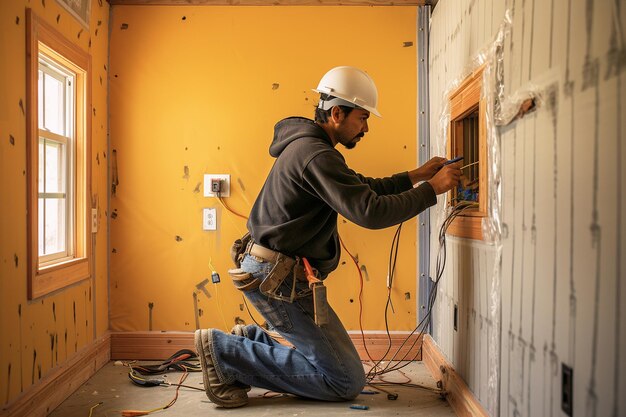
[269,117,332,157]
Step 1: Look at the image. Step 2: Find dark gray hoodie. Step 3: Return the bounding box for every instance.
[247,117,437,276]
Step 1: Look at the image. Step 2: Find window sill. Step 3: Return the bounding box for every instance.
[29,257,90,299]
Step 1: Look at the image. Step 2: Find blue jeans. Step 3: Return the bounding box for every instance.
[209,254,366,401]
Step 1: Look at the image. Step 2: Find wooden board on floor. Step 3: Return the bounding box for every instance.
[110,331,422,361]
[422,335,488,417]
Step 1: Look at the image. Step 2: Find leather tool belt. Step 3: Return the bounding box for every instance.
[228,236,312,303]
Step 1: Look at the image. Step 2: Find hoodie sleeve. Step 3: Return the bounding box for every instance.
[302,150,437,229]
[354,172,414,195]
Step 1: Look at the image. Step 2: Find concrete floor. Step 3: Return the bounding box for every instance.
[50,361,456,417]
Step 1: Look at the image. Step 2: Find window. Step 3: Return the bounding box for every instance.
[26,9,91,299]
[446,66,487,240]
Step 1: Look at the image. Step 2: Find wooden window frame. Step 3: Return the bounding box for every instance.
[26,9,92,299]
[446,65,487,240]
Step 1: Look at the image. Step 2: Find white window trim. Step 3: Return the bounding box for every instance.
[38,58,76,264]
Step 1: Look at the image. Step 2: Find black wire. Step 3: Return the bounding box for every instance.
[365,223,403,381]
[126,349,202,381]
[366,203,477,379]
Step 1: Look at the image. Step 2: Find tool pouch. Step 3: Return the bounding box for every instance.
[230,232,251,268]
[259,253,296,298]
[311,282,328,327]
[228,268,260,292]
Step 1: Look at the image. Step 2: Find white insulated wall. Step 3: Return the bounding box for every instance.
[428,1,626,416]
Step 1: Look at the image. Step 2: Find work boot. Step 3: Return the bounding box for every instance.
[194,329,248,408]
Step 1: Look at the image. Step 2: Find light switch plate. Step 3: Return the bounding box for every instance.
[204,174,230,197]
[203,208,217,230]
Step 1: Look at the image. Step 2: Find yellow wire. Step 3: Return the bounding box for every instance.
[214,282,230,331]
[120,374,188,416]
[88,402,103,417]
[208,257,216,272]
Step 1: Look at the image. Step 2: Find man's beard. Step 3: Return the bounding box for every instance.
[343,133,364,150]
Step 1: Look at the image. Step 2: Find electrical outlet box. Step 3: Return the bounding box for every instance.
[203,208,217,230]
[91,208,98,233]
[204,174,230,197]
[453,304,458,331]
[211,178,221,193]
[562,363,573,416]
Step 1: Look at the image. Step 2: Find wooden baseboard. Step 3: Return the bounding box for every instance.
[422,334,488,417]
[111,331,422,361]
[0,333,111,417]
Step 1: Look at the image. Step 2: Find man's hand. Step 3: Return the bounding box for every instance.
[427,162,462,194]
[408,157,446,185]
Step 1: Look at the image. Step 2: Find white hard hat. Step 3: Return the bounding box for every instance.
[313,66,381,117]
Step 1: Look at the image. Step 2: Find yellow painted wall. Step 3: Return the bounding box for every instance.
[109,6,419,333]
[0,0,109,406]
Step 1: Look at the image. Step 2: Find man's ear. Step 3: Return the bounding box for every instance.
[330,106,344,124]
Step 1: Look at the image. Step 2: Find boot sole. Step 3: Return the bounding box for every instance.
[194,330,248,408]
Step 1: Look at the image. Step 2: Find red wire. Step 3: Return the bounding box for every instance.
[339,236,376,364]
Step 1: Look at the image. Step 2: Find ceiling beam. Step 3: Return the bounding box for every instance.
[108,0,430,6]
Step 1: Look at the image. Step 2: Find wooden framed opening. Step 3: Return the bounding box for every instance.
[26,9,92,299]
[446,66,487,240]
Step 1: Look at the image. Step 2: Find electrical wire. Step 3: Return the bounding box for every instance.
[217,195,248,220]
[124,350,201,374]
[127,366,204,391]
[88,402,103,417]
[363,203,478,383]
[206,257,230,331]
[362,223,405,381]
[339,236,378,366]
[120,372,189,416]
[233,201,474,394]
[380,203,476,375]
[461,161,479,170]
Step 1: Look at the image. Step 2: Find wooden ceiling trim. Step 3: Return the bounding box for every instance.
[108,0,429,6]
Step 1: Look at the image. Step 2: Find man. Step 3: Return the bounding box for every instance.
[195,66,462,408]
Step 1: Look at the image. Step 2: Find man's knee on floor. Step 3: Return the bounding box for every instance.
[339,373,366,400]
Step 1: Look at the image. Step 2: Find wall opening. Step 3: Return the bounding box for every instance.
[446,66,487,240]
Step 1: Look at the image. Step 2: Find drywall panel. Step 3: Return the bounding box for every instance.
[0,0,110,406]
[429,0,625,416]
[108,6,420,332]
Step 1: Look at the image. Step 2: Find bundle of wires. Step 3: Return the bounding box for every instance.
[127,349,201,375]
[366,202,477,381]
[121,371,192,417]
[121,349,204,416]
[342,202,478,395]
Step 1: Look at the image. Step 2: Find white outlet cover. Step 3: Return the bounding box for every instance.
[204,174,230,197]
[203,208,217,230]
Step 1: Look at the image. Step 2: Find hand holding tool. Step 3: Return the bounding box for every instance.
[443,156,463,165]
